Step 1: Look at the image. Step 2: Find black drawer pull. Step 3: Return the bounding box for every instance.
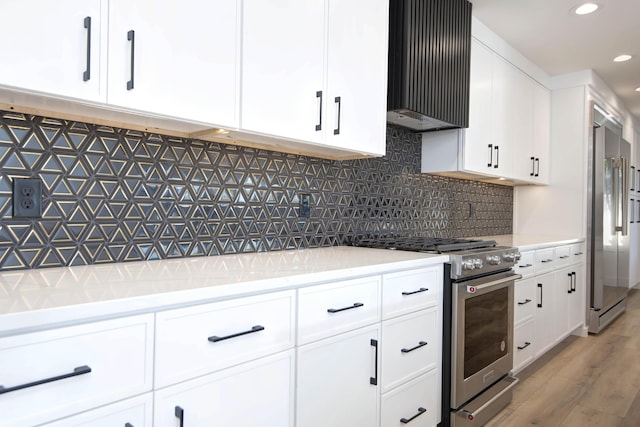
[574,252,584,256]
[125,423,134,427]
[327,302,363,313]
[208,325,264,343]
[175,406,184,427]
[517,342,531,350]
[83,16,91,81]
[518,264,532,268]
[517,299,532,306]
[402,288,429,296]
[540,259,553,263]
[0,365,91,395]
[401,341,428,353]
[559,255,570,259]
[400,407,427,424]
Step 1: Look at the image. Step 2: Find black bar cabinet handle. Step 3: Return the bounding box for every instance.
[327,302,363,313]
[175,406,184,427]
[400,407,427,424]
[402,287,429,296]
[370,339,378,385]
[83,17,91,81]
[632,166,636,191]
[567,272,573,293]
[315,90,322,131]
[517,299,532,305]
[535,158,540,177]
[537,283,543,308]
[0,365,91,395]
[530,157,535,176]
[517,342,531,350]
[208,325,264,343]
[494,145,500,168]
[572,272,577,292]
[127,30,135,90]
[401,341,428,353]
[334,96,341,135]
[487,144,493,167]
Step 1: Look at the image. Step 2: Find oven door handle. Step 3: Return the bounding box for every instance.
[464,273,522,294]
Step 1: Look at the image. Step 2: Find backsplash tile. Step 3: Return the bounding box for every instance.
[0,111,512,270]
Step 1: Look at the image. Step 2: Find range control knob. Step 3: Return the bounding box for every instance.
[473,259,484,269]
[462,260,476,271]
[486,255,501,265]
[503,252,521,262]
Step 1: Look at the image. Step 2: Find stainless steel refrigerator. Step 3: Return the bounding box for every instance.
[588,104,631,333]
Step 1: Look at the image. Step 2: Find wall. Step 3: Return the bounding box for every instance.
[0,110,513,270]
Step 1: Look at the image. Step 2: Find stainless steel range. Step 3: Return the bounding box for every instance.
[351,237,521,426]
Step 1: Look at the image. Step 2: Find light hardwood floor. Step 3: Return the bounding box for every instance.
[487,289,640,427]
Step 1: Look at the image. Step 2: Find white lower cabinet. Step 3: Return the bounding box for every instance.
[296,325,380,427]
[41,393,153,427]
[380,370,438,427]
[0,314,153,427]
[154,350,295,427]
[513,241,586,373]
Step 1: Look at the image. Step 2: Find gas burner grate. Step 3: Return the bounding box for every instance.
[350,236,497,253]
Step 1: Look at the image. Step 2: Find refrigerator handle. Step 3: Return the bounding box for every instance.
[621,157,629,236]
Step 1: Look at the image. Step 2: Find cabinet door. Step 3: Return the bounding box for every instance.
[108,0,239,127]
[296,325,379,427]
[324,0,388,155]
[380,370,439,427]
[0,0,105,102]
[490,55,515,178]
[533,272,556,358]
[154,351,294,427]
[512,69,534,183]
[568,263,586,332]
[463,39,495,175]
[532,83,551,183]
[242,0,325,143]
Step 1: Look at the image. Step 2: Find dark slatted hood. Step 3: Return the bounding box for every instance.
[387,0,472,131]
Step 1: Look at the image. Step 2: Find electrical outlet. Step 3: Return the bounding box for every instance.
[299,193,311,218]
[13,178,42,218]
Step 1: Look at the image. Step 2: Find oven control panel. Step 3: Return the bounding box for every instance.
[449,247,521,280]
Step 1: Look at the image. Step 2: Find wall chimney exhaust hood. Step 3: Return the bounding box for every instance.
[387,0,472,131]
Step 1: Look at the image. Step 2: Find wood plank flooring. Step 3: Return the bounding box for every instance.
[487,289,640,426]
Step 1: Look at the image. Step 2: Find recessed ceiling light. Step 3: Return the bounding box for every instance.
[614,54,632,62]
[574,3,599,15]
[636,87,640,92]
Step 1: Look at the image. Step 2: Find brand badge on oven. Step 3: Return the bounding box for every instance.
[466,286,477,294]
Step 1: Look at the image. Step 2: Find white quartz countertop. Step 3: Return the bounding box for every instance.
[477,234,585,251]
[0,246,447,335]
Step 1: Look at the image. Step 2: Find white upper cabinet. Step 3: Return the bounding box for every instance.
[0,0,106,102]
[107,0,239,127]
[241,0,325,144]
[324,0,388,155]
[241,0,388,156]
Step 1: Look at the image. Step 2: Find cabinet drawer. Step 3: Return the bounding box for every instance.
[514,278,536,323]
[514,318,535,373]
[155,290,295,388]
[42,393,152,427]
[514,251,535,277]
[381,370,438,427]
[298,276,380,345]
[571,242,586,264]
[535,248,555,273]
[382,266,442,320]
[555,245,572,266]
[0,314,153,426]
[381,308,439,393]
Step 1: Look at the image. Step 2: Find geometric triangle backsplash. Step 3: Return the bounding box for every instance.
[0,110,512,270]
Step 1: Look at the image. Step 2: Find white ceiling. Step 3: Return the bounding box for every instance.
[470,0,640,126]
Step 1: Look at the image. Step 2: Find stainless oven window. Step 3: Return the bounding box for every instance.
[464,286,509,379]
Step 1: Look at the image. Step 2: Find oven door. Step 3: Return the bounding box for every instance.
[451,271,519,409]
